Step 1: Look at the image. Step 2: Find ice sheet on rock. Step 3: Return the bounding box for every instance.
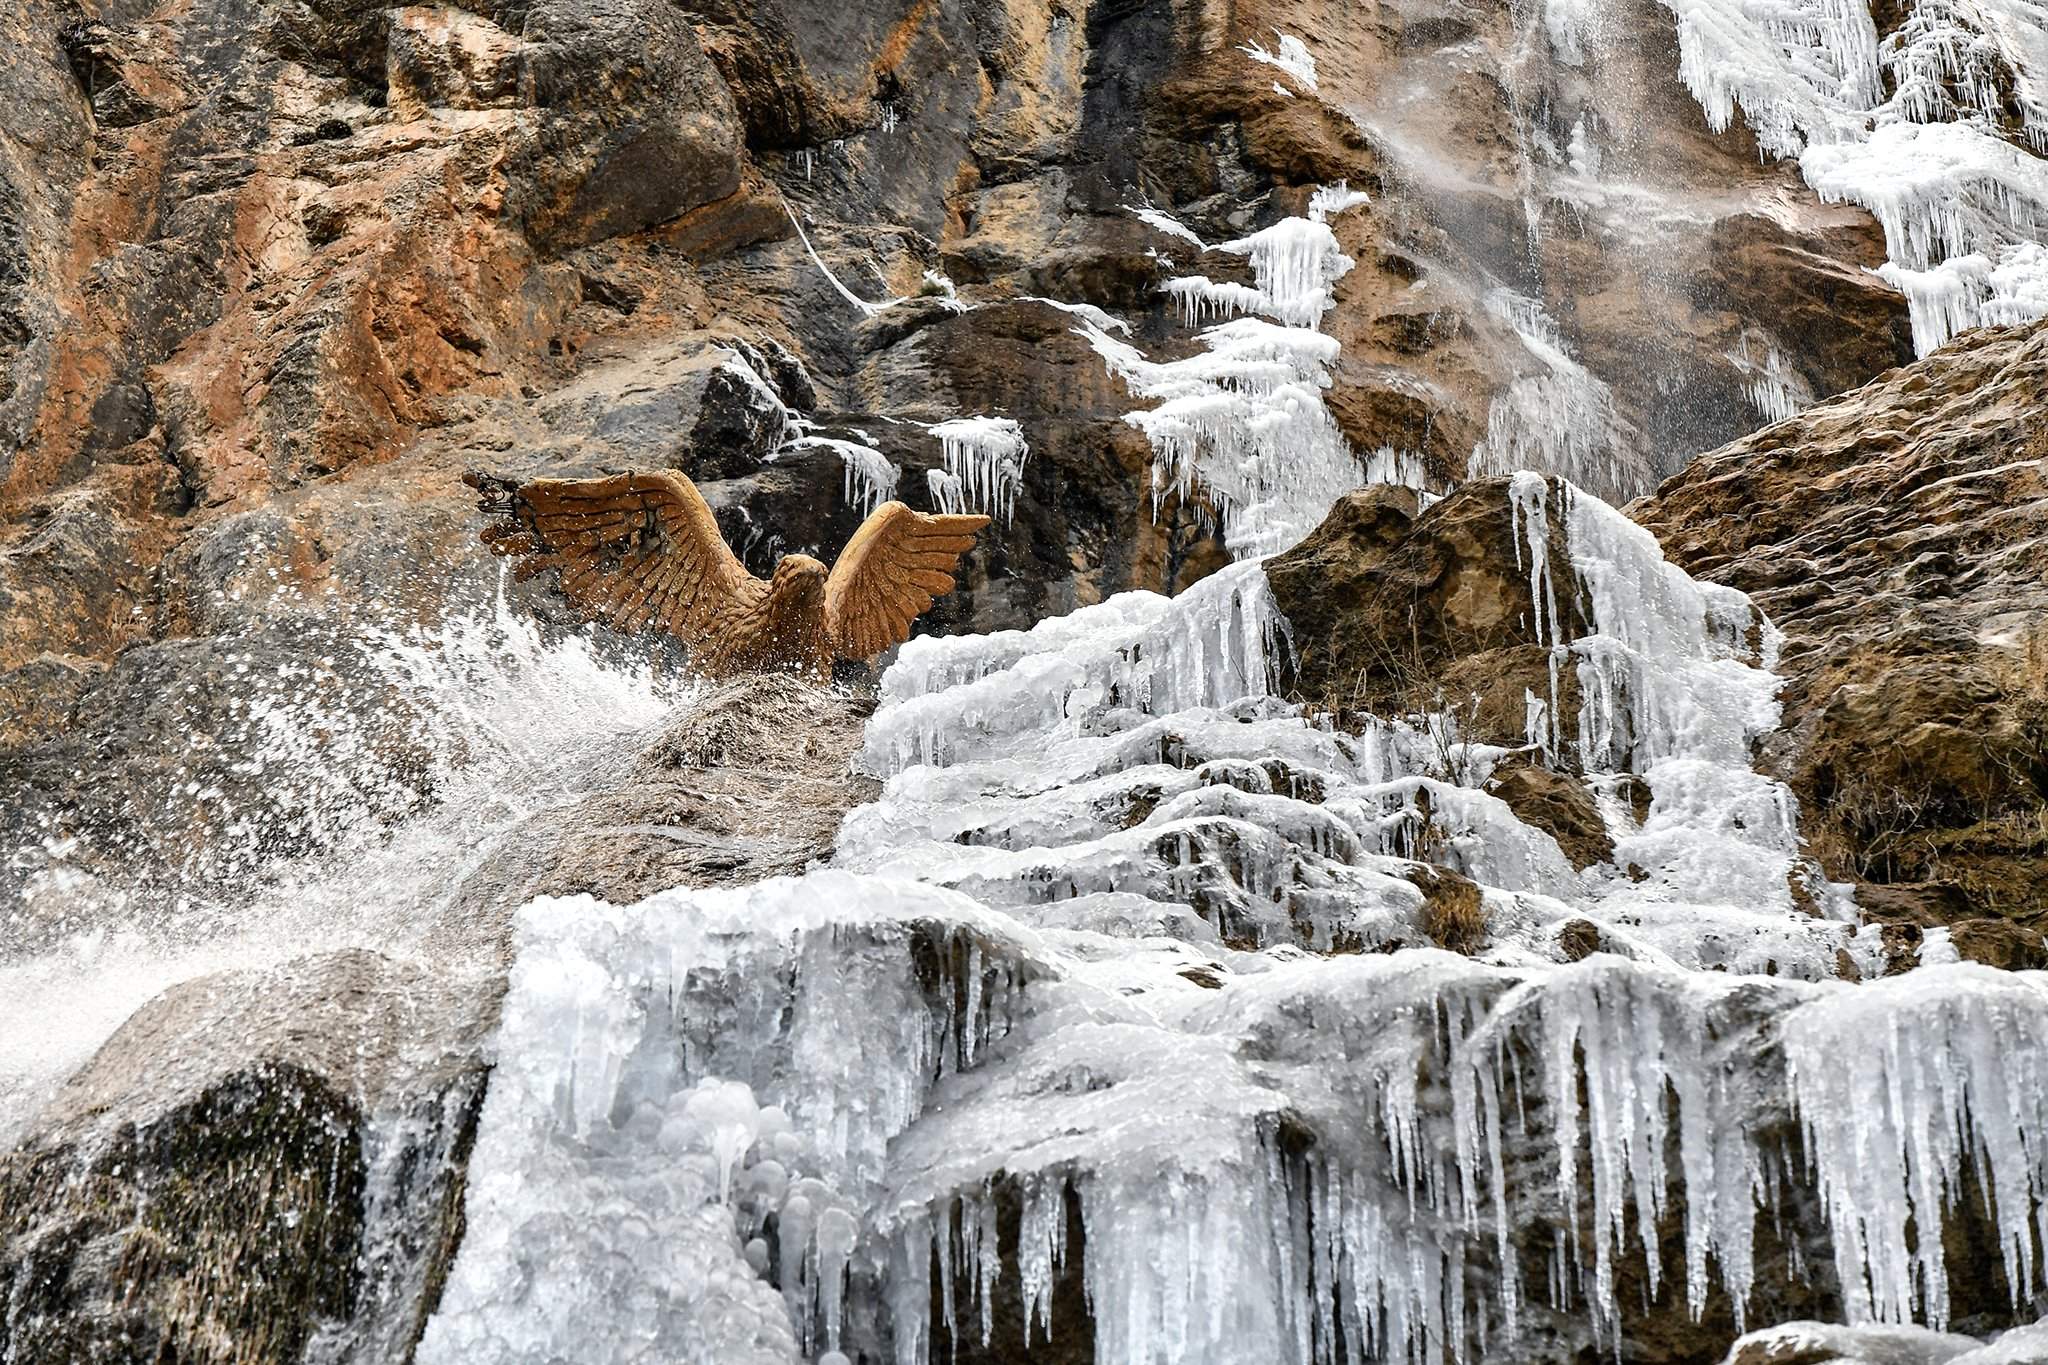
[860,561,1287,773]
[1880,239,2048,351]
[1018,296,1133,334]
[880,1020,1292,1365]
[1081,317,1369,558]
[1214,217,1356,329]
[418,875,1047,1364]
[787,434,900,516]
[1803,121,2048,271]
[1467,290,1645,500]
[1785,964,2048,1331]
[781,195,903,319]
[1324,776,1582,898]
[1090,185,1390,557]
[1125,204,1208,250]
[1240,31,1318,93]
[1953,1322,2048,1364]
[1534,477,1785,772]
[929,416,1029,523]
[1658,0,1880,158]
[1510,479,1832,973]
[1718,1321,1983,1365]
[719,352,795,457]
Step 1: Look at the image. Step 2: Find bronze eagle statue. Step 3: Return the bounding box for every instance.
[465,469,990,678]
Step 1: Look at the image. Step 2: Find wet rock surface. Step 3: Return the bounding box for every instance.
[0,674,874,1361]
[442,672,879,961]
[0,951,491,1365]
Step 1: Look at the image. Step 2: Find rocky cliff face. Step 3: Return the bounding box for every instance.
[0,0,1928,880]
[4,0,2048,1361]
[1633,318,2048,962]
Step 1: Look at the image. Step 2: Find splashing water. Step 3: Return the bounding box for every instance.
[0,583,693,1145]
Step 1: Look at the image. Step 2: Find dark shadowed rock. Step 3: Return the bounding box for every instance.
[507,0,744,253]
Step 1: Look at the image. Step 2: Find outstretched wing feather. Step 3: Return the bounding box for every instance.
[469,470,761,643]
[824,501,990,661]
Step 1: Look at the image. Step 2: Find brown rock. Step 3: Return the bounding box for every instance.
[1265,479,1584,751]
[1948,919,2048,972]
[507,0,744,254]
[1486,762,1616,870]
[386,6,524,117]
[1558,917,1604,962]
[1634,318,2048,930]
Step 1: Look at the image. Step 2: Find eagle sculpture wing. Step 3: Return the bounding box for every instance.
[465,469,764,645]
[824,501,991,661]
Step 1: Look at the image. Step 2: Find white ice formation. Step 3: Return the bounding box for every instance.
[1607,0,2048,351]
[925,467,966,515]
[422,454,2048,1361]
[787,431,902,517]
[1094,187,1428,558]
[928,416,1030,524]
[780,194,905,319]
[1726,331,1819,424]
[1240,32,1319,93]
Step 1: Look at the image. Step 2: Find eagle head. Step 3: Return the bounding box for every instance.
[771,553,829,604]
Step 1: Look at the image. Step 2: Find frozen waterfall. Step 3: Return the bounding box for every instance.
[421,468,2048,1362]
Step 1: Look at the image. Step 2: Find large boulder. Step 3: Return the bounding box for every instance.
[0,951,491,1365]
[1264,480,1586,745]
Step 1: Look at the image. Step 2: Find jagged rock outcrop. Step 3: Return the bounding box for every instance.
[1265,480,1584,738]
[1635,318,2048,954]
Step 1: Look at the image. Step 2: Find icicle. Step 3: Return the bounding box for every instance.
[926,468,965,515]
[1637,0,2048,353]
[929,416,1030,523]
[779,193,902,318]
[1786,965,2048,1330]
